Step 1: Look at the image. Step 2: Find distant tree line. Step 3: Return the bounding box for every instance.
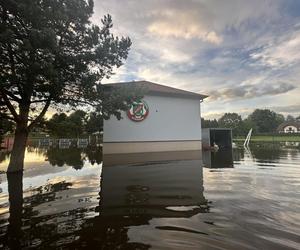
[45,110,102,137]
[202,109,300,136]
[0,111,98,141]
[2,108,300,140]
[1,109,102,139]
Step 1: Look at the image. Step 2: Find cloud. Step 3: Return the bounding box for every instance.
[136,67,173,85]
[159,48,193,63]
[209,82,296,101]
[147,10,222,44]
[250,31,300,68]
[270,104,300,114]
[92,0,300,118]
[203,104,300,119]
[203,108,253,120]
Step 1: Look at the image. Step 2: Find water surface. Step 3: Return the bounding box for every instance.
[0,143,299,249]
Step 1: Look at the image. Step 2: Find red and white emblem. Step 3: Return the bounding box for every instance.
[127,100,149,122]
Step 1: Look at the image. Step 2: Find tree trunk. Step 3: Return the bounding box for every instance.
[7,123,28,173]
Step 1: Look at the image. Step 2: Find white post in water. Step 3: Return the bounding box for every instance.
[244,128,253,147]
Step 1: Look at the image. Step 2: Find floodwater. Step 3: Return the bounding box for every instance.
[0,143,299,249]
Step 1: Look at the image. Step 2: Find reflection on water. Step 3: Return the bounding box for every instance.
[91,158,209,249]
[46,147,102,169]
[203,149,234,168]
[0,145,102,172]
[6,172,23,249]
[0,143,300,249]
[101,159,208,217]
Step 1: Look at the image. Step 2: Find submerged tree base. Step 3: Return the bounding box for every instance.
[6,171,23,249]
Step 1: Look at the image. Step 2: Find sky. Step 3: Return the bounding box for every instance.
[92,0,300,119]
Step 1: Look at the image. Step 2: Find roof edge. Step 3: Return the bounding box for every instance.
[104,80,208,100]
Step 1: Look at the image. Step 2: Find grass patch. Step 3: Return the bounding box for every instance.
[234,135,300,142]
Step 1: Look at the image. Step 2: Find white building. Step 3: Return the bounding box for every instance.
[277,122,300,133]
[103,81,207,155]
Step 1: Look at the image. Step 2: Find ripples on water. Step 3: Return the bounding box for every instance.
[0,143,299,249]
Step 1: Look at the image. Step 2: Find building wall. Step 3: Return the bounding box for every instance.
[103,95,202,142]
[103,141,202,154]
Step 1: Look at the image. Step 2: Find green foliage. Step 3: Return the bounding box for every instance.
[203,109,286,136]
[46,147,84,169]
[249,109,284,133]
[218,112,241,127]
[45,146,102,168]
[0,96,14,141]
[0,0,141,169]
[238,118,256,136]
[0,118,14,142]
[0,118,14,133]
[85,112,102,134]
[217,112,257,136]
[101,84,145,120]
[46,110,103,137]
[46,113,66,137]
[234,135,300,142]
[68,110,87,136]
[0,0,135,131]
[218,113,243,136]
[46,111,85,137]
[286,115,295,122]
[201,118,219,128]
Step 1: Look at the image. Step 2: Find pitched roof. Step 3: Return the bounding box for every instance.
[277,121,300,131]
[104,80,208,100]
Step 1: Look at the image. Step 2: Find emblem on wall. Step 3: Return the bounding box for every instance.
[127,100,149,122]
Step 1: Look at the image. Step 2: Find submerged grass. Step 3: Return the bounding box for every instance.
[234,135,300,142]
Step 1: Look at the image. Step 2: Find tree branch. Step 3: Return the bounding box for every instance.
[28,98,51,130]
[0,113,15,121]
[0,91,20,122]
[62,97,95,106]
[0,87,21,102]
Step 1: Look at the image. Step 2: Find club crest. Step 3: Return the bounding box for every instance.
[127,100,149,122]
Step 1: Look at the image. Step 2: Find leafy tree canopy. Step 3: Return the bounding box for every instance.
[286,115,295,122]
[218,113,242,136]
[218,113,242,129]
[248,109,284,133]
[202,109,285,136]
[201,118,219,128]
[0,95,14,141]
[85,111,102,134]
[0,0,140,171]
[46,110,102,137]
[0,0,134,128]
